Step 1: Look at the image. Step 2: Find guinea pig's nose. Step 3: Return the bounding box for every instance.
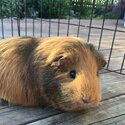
[82,98,89,104]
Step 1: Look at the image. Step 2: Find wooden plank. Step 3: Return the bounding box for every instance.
[99,49,124,59]
[100,73,125,100]
[27,95,125,125]
[106,57,125,71]
[0,106,19,114]
[0,106,60,125]
[91,114,125,125]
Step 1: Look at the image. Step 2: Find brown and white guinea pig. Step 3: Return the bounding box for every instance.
[0,37,106,111]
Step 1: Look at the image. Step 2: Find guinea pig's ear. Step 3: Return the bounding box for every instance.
[51,55,64,67]
[50,54,71,71]
[86,43,107,70]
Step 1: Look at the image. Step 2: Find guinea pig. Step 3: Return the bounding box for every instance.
[0,36,106,111]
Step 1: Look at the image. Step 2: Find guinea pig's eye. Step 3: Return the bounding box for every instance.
[69,70,76,79]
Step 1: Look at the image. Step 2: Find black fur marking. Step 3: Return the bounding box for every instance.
[17,38,39,100]
[42,67,61,101]
[17,38,38,61]
[42,66,71,104]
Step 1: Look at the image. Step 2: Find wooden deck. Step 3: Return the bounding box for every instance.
[0,19,125,125]
[0,71,125,125]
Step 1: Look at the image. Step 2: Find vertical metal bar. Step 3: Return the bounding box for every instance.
[48,0,51,37]
[98,0,109,50]
[10,0,13,37]
[32,0,35,36]
[24,0,27,36]
[67,0,72,36]
[87,0,95,42]
[40,0,43,37]
[120,54,125,74]
[106,18,119,69]
[77,0,83,37]
[77,17,81,37]
[0,0,4,39]
[57,0,61,36]
[16,0,20,36]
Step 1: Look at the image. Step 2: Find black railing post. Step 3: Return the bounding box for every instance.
[87,0,95,42]
[0,0,4,39]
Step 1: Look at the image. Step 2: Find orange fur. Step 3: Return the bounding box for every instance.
[0,37,106,111]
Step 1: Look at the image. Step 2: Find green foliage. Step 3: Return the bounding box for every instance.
[0,0,118,19]
[0,0,25,18]
[0,0,12,17]
[37,0,70,18]
[71,0,117,19]
[71,0,93,18]
[0,0,70,19]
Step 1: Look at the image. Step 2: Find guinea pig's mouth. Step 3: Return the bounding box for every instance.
[50,97,100,112]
